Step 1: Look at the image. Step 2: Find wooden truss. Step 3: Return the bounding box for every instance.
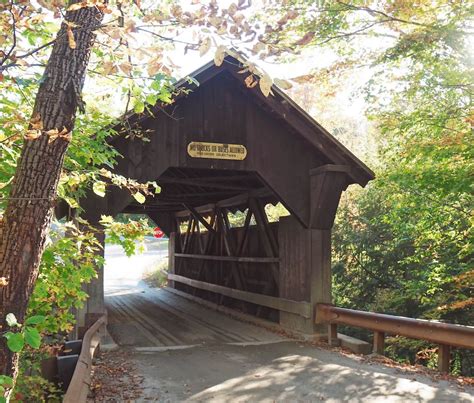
[172,194,281,318]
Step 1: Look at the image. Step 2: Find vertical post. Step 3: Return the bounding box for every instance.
[76,228,105,338]
[373,331,385,355]
[278,216,331,336]
[305,165,349,338]
[328,323,340,346]
[438,344,451,373]
[310,229,332,311]
[168,232,176,288]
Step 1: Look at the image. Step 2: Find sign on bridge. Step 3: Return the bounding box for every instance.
[187,141,247,160]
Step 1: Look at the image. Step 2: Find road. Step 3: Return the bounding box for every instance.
[102,240,474,402]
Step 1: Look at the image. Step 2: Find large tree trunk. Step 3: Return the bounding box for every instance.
[0,1,104,385]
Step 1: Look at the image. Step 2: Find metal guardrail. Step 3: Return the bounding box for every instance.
[63,314,107,402]
[315,303,474,373]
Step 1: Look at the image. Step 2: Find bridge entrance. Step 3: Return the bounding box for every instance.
[74,55,374,338]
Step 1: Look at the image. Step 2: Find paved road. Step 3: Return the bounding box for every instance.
[103,241,474,402]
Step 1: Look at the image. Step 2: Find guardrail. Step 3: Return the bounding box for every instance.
[63,314,107,402]
[315,304,474,373]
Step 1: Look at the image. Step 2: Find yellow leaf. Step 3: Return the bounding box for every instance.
[199,37,211,57]
[294,31,315,46]
[59,129,72,142]
[133,192,146,204]
[147,61,162,76]
[107,27,122,40]
[232,13,244,25]
[0,277,8,287]
[274,78,293,90]
[119,62,133,75]
[67,26,76,49]
[100,215,114,224]
[93,181,106,197]
[125,19,137,33]
[290,74,314,84]
[25,129,42,140]
[63,196,79,208]
[46,128,59,136]
[245,74,255,88]
[99,168,112,178]
[214,45,226,67]
[30,114,43,130]
[102,61,117,75]
[228,3,238,16]
[259,73,273,97]
[45,127,69,143]
[67,2,86,11]
[209,16,223,28]
[252,42,265,54]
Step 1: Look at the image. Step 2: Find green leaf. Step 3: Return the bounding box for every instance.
[92,181,106,197]
[63,195,80,208]
[5,313,18,327]
[24,327,41,349]
[24,315,46,326]
[0,375,13,388]
[133,192,146,204]
[145,94,158,105]
[5,332,24,352]
[134,101,145,114]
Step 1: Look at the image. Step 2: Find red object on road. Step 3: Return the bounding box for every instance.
[153,227,164,239]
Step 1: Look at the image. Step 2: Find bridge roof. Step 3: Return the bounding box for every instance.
[119,56,374,187]
[79,56,374,230]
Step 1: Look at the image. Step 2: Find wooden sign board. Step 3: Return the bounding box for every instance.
[187,141,247,161]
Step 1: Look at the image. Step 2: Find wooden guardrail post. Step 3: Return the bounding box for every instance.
[438,344,451,373]
[328,323,340,346]
[373,331,385,355]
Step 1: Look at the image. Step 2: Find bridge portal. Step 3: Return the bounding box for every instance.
[75,56,374,337]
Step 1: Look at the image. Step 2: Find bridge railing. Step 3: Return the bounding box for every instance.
[315,303,474,373]
[63,314,107,403]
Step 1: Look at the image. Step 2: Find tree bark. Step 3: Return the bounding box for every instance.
[0,1,104,386]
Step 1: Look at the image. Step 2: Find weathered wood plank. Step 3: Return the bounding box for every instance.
[175,253,279,263]
[168,274,311,318]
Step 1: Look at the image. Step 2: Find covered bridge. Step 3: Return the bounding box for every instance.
[77,56,374,337]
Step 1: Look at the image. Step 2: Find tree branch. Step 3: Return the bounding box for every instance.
[136,27,199,46]
[0,1,18,68]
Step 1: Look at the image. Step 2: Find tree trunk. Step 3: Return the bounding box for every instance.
[0,1,104,386]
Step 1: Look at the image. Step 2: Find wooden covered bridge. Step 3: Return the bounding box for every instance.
[76,56,374,337]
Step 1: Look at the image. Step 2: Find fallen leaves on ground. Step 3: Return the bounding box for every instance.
[308,338,474,392]
[88,348,144,402]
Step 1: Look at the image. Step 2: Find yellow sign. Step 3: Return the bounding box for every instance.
[187,142,247,161]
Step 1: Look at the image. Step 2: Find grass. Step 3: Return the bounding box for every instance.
[142,260,169,288]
